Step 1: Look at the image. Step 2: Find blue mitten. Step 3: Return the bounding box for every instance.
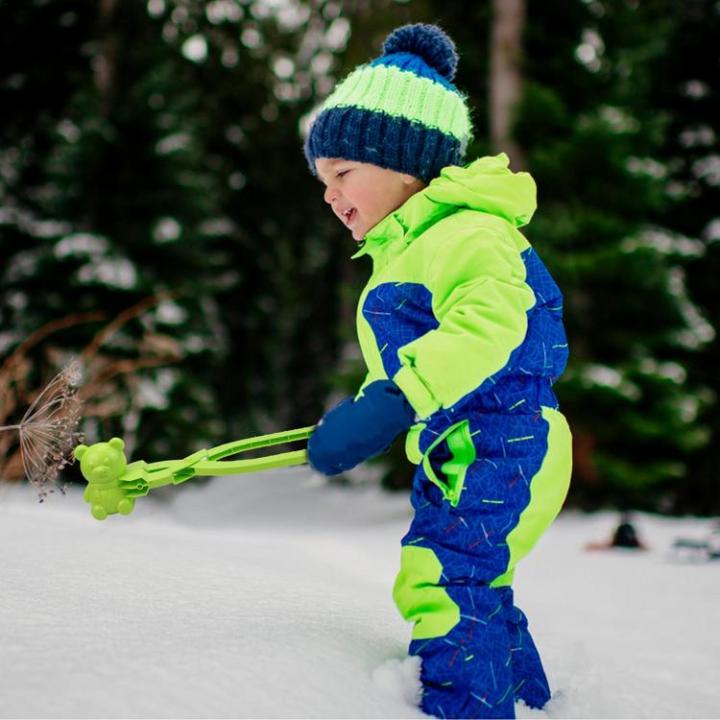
[308,379,417,475]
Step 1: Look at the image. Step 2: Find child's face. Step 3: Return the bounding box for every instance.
[316,158,425,243]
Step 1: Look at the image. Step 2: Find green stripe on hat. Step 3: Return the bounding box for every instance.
[321,64,471,144]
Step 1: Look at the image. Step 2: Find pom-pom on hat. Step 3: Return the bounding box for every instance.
[304,23,472,183]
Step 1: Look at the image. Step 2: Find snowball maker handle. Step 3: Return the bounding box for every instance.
[75,425,315,520]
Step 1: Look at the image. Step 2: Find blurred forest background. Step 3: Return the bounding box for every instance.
[1,0,718,514]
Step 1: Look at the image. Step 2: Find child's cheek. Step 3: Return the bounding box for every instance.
[352,187,374,217]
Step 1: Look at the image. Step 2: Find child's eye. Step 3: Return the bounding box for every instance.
[336,170,350,178]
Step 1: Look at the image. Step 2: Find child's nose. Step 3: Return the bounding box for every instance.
[323,185,338,205]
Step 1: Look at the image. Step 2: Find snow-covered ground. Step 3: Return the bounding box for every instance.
[1,469,719,719]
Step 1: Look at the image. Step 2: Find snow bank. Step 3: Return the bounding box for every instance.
[1,470,718,718]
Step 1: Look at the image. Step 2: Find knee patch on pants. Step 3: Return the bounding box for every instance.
[393,545,460,640]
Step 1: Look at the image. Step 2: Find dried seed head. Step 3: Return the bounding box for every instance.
[16,359,84,498]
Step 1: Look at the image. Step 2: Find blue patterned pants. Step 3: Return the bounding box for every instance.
[394,408,571,719]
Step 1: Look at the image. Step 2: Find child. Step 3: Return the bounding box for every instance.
[303,24,572,720]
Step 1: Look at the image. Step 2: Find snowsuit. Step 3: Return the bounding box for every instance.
[352,154,572,719]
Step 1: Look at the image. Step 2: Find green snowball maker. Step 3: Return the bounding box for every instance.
[74,426,314,520]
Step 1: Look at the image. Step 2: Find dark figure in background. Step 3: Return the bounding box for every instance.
[586,512,649,551]
[611,513,645,548]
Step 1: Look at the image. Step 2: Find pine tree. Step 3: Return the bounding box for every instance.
[516,0,712,509]
[1,1,231,461]
[1,0,368,471]
[650,0,720,514]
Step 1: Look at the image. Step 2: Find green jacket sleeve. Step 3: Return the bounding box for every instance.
[392,219,535,419]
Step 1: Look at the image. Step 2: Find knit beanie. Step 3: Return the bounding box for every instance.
[303,23,473,184]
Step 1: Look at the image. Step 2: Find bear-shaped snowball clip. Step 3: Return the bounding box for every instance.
[74,437,133,520]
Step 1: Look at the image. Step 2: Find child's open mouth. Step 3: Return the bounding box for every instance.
[342,207,356,226]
